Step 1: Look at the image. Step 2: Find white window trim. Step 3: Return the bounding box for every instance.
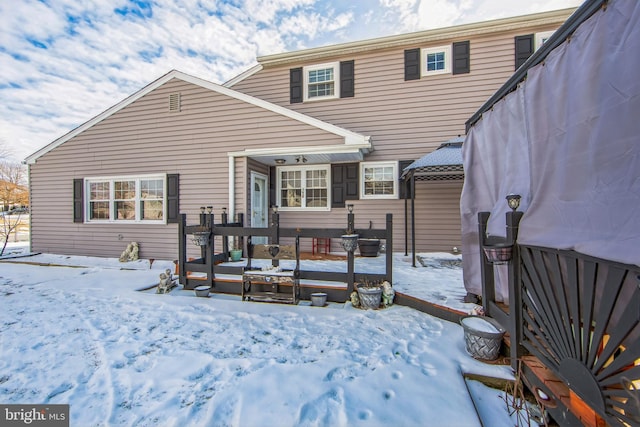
[535,31,555,50]
[85,174,166,224]
[276,164,331,211]
[303,61,340,102]
[360,161,398,200]
[421,45,452,77]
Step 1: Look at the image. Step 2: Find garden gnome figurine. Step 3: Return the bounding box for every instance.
[350,290,360,308]
[157,269,177,294]
[382,281,395,307]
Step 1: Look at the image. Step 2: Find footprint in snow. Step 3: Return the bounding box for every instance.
[297,387,348,426]
[46,382,74,402]
[210,393,242,427]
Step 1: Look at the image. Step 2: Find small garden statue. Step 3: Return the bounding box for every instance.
[349,290,360,308]
[381,281,395,307]
[119,242,139,262]
[157,269,177,294]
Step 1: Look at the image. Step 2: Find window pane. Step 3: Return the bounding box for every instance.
[309,68,333,83]
[141,179,163,199]
[142,200,163,220]
[90,182,109,200]
[115,201,135,220]
[281,170,302,207]
[309,82,334,98]
[305,169,327,207]
[115,180,135,200]
[427,52,446,71]
[90,201,109,220]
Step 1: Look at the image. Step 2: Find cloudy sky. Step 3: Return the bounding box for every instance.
[1,0,582,163]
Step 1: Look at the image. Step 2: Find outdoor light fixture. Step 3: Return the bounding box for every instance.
[272,205,279,213]
[222,207,227,214]
[207,206,213,214]
[347,204,354,213]
[275,159,286,165]
[296,155,307,163]
[506,194,521,211]
[200,206,206,214]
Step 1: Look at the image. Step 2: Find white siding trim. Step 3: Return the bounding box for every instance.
[25,70,370,164]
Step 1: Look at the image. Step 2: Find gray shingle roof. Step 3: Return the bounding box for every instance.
[401,136,464,181]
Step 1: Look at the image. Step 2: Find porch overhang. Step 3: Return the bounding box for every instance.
[227,141,373,166]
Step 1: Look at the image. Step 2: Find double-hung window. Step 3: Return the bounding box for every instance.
[421,45,452,76]
[277,165,330,210]
[86,175,165,223]
[361,162,398,199]
[304,62,340,101]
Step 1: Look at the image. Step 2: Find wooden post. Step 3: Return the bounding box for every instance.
[386,213,393,284]
[506,210,524,368]
[478,212,494,312]
[178,214,187,286]
[347,210,355,294]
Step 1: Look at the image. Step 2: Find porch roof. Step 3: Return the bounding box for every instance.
[401,136,464,181]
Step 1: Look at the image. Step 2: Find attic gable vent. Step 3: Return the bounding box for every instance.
[169,93,181,112]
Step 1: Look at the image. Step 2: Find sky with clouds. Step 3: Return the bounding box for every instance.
[1,0,582,163]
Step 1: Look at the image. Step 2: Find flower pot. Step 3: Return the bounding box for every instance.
[310,292,327,307]
[357,239,380,257]
[194,285,210,297]
[357,285,382,309]
[482,236,512,264]
[460,316,505,361]
[230,249,243,261]
[341,234,359,252]
[191,231,210,247]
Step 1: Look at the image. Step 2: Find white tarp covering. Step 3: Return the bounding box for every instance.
[461,0,640,301]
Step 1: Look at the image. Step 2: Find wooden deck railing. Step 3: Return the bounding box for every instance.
[479,211,640,426]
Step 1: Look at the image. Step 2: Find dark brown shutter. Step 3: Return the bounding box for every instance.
[515,34,534,70]
[166,174,179,223]
[452,41,470,75]
[331,163,359,208]
[73,178,83,223]
[290,67,303,103]
[340,60,355,98]
[399,160,413,199]
[269,166,276,208]
[404,48,420,81]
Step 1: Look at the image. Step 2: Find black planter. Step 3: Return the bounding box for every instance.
[358,239,380,257]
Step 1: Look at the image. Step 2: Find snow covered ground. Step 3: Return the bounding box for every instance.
[0,243,531,426]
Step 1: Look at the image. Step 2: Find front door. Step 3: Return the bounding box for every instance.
[250,172,268,244]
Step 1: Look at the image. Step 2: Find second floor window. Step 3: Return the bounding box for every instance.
[421,46,452,76]
[304,62,339,101]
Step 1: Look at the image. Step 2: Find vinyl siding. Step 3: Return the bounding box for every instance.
[231,21,560,253]
[30,78,346,260]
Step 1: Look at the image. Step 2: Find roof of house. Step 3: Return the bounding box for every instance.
[402,136,465,181]
[224,7,575,87]
[25,70,371,165]
[466,0,605,131]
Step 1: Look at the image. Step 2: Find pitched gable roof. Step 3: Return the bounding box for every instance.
[25,70,370,164]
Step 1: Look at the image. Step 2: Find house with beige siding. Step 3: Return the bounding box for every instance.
[25,8,574,261]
